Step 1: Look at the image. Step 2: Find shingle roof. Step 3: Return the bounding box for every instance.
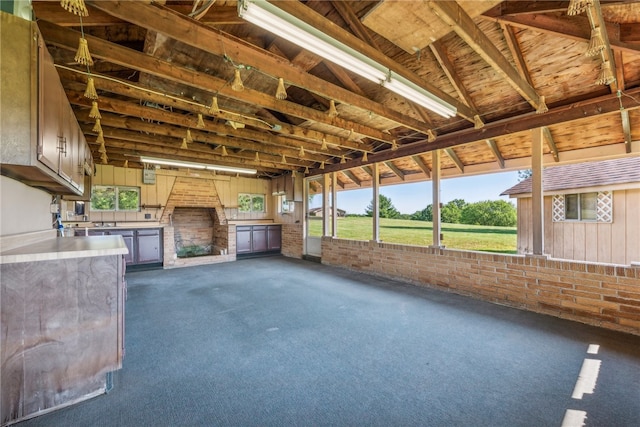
[501,157,640,196]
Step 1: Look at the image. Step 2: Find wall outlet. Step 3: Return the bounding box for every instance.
[50,203,60,214]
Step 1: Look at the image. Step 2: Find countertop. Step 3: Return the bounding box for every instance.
[62,222,164,231]
[0,235,129,264]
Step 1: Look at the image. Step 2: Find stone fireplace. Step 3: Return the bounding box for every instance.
[160,176,236,268]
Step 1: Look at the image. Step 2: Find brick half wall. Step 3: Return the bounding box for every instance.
[281,223,303,259]
[320,238,640,335]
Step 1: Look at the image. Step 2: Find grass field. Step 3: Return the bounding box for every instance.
[308,216,517,254]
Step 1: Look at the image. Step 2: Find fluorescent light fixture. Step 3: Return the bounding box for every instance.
[384,72,456,118]
[239,0,386,83]
[238,0,456,118]
[139,156,257,175]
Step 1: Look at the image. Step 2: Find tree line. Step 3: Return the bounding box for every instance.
[363,195,517,227]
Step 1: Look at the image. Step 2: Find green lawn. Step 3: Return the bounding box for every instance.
[308,216,517,254]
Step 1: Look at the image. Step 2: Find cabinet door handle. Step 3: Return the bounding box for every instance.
[57,136,67,156]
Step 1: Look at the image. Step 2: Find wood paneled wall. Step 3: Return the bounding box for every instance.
[516,189,640,265]
[85,165,274,223]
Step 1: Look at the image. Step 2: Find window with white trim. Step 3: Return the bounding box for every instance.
[552,191,612,222]
[238,193,265,213]
[90,186,140,212]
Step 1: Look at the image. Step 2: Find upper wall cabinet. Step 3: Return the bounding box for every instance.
[0,12,92,197]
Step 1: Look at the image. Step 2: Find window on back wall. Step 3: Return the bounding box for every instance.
[553,191,611,222]
[238,193,265,213]
[91,186,140,212]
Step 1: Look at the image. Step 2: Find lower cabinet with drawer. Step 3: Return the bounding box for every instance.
[236,225,281,256]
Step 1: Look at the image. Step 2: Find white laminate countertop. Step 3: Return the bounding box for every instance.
[0,235,129,264]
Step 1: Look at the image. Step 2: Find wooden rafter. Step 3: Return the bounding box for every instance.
[361,165,374,177]
[86,1,438,135]
[485,139,505,169]
[384,161,406,181]
[411,155,431,178]
[500,24,535,88]
[86,130,285,173]
[65,89,345,162]
[542,127,559,162]
[342,169,362,186]
[429,41,480,126]
[429,1,542,111]
[77,111,313,169]
[485,14,640,55]
[331,1,380,49]
[444,148,464,173]
[315,86,640,173]
[269,0,477,121]
[56,67,357,154]
[38,21,388,147]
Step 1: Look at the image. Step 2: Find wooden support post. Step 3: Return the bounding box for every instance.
[331,172,338,238]
[532,127,545,255]
[431,150,442,248]
[372,162,380,242]
[322,173,330,237]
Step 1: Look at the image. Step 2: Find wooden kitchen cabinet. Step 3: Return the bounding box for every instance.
[236,226,252,254]
[77,228,163,266]
[0,12,92,196]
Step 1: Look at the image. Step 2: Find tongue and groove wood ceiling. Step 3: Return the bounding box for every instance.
[32,0,640,187]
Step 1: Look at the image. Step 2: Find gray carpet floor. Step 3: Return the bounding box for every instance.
[19,256,640,426]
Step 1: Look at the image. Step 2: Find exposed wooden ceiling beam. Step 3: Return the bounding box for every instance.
[411,155,431,178]
[429,40,480,126]
[331,1,380,49]
[55,67,358,152]
[38,21,387,147]
[342,169,362,186]
[65,89,343,163]
[484,1,630,17]
[500,24,535,88]
[542,127,559,162]
[271,0,477,122]
[87,132,285,174]
[429,1,542,111]
[485,139,505,169]
[77,111,314,169]
[361,165,373,177]
[86,1,438,135]
[484,14,640,55]
[384,161,405,181]
[444,148,465,173]
[32,3,242,26]
[315,86,640,173]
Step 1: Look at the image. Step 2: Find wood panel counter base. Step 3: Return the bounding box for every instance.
[1,237,126,426]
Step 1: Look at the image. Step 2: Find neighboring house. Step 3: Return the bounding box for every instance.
[308,207,346,218]
[501,157,640,265]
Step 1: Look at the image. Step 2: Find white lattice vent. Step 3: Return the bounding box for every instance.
[552,195,565,222]
[597,191,613,223]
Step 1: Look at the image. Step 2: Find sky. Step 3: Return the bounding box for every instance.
[310,171,522,215]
